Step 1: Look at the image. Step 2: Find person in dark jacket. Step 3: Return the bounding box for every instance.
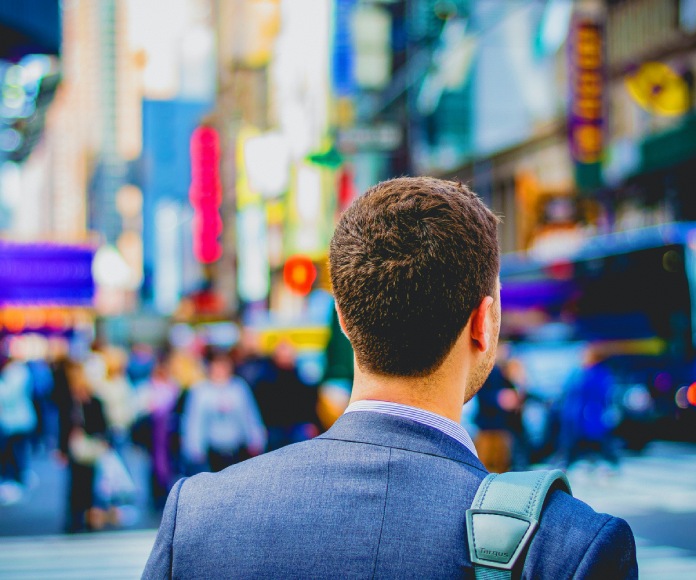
[54,359,108,533]
[252,341,320,451]
[474,343,527,472]
[559,344,620,470]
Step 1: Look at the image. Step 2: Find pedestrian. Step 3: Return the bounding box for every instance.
[143,177,637,578]
[167,346,206,476]
[181,351,266,473]
[0,354,37,505]
[558,344,621,472]
[134,352,180,510]
[473,345,518,473]
[503,356,532,470]
[26,355,56,454]
[252,341,320,450]
[233,327,272,389]
[93,346,135,453]
[55,359,109,533]
[127,342,156,385]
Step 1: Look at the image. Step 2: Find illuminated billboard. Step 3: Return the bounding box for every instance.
[0,241,95,306]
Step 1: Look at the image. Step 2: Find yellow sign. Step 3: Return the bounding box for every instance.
[257,326,331,354]
[625,62,690,117]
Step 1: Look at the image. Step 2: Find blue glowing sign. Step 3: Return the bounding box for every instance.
[0,242,95,306]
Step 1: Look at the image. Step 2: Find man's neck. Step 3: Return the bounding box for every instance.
[349,364,467,424]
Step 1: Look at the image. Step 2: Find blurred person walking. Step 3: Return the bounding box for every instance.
[473,345,522,473]
[144,177,636,579]
[182,351,266,473]
[127,342,156,385]
[134,353,180,510]
[26,355,56,453]
[93,347,136,453]
[253,341,320,450]
[502,356,531,470]
[558,344,621,473]
[233,327,272,389]
[84,339,108,388]
[168,347,206,476]
[0,354,37,505]
[54,359,109,533]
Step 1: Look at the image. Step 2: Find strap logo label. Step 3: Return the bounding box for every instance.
[480,548,509,558]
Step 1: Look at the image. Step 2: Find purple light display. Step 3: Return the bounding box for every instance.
[0,241,95,306]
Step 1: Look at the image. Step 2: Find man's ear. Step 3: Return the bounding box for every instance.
[335,304,349,338]
[469,296,494,353]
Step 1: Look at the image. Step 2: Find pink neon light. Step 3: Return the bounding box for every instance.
[189,126,223,264]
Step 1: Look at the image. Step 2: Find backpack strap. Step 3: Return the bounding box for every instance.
[466,469,572,580]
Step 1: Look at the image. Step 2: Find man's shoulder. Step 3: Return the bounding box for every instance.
[524,487,637,578]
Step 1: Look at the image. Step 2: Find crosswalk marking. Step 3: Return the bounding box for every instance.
[0,530,156,580]
[563,444,696,580]
[635,543,696,580]
[561,446,696,518]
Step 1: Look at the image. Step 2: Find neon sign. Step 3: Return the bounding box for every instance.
[0,241,95,306]
[189,125,223,263]
[283,255,316,296]
[568,17,604,165]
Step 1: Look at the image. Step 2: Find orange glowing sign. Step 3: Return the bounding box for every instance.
[283,255,317,295]
[569,17,604,165]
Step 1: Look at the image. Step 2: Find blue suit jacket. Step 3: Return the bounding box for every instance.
[142,411,637,579]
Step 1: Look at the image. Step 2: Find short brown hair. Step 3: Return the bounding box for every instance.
[329,176,500,377]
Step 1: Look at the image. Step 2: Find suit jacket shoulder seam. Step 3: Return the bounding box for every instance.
[371,448,391,580]
[317,435,488,474]
[170,477,187,577]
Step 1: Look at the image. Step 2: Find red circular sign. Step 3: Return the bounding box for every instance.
[283,256,317,295]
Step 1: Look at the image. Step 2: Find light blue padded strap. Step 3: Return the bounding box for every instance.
[466,470,572,580]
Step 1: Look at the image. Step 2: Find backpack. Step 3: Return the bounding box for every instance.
[466,469,572,579]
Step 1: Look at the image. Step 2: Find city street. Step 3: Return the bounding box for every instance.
[1,0,696,578]
[0,440,694,578]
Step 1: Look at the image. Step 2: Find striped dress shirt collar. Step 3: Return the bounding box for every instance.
[344,399,478,458]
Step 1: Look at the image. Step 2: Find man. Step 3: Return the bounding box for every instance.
[558,344,620,471]
[143,177,637,579]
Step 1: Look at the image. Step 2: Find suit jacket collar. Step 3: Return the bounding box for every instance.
[318,411,488,473]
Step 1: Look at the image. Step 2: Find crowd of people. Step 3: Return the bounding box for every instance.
[0,333,323,533]
[0,327,626,534]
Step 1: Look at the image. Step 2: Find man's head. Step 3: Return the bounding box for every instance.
[329,176,500,385]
